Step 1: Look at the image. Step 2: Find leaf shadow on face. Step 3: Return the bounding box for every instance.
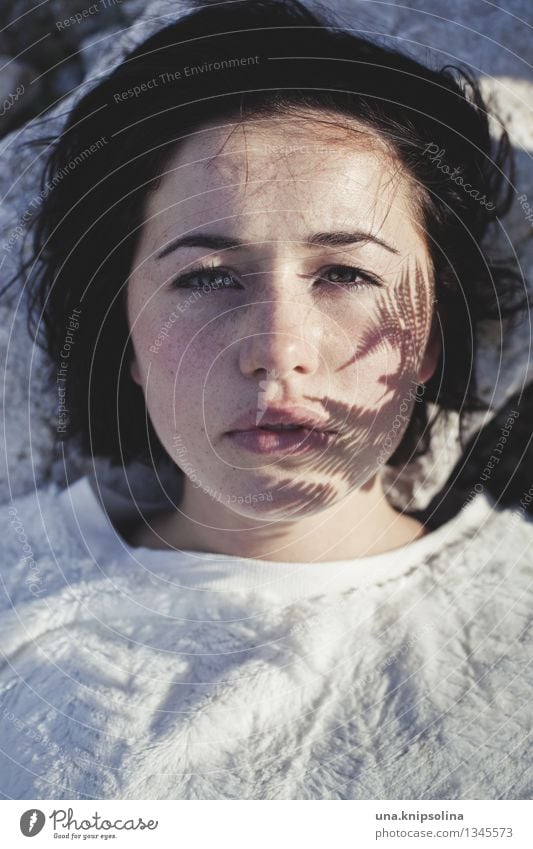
[126,257,434,552]
[226,258,434,529]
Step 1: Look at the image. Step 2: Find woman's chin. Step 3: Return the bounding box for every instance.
[217,480,343,521]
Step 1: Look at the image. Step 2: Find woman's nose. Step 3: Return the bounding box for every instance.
[237,296,322,379]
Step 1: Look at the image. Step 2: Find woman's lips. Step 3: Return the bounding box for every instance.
[225,426,338,454]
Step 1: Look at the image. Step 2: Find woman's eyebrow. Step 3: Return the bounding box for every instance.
[156,230,399,259]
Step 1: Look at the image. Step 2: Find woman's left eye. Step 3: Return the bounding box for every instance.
[316,265,382,290]
[168,263,382,293]
[169,266,239,291]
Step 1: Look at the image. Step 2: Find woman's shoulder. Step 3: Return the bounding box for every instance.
[0,477,101,609]
[2,480,65,558]
[431,488,533,553]
[470,493,533,569]
[419,492,533,643]
[390,490,533,616]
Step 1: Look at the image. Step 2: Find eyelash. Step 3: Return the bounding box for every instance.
[168,263,383,293]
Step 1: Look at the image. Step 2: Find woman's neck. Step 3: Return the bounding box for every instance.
[128,473,428,562]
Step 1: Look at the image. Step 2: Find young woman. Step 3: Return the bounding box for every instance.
[1,0,531,800]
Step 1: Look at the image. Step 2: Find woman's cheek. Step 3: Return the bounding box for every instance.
[140,306,201,372]
[342,319,403,406]
[147,325,217,407]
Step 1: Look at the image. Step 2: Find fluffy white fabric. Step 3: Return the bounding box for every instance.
[0,476,531,799]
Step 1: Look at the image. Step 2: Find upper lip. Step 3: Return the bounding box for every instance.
[227,406,338,433]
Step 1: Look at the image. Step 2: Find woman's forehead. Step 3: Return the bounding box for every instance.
[155,114,404,193]
[140,117,425,257]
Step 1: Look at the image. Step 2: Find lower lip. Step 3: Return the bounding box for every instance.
[226,427,338,454]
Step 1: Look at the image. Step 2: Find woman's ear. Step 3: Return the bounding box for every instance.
[130,355,142,386]
[417,304,445,384]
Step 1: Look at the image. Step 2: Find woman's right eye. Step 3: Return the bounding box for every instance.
[169,266,240,291]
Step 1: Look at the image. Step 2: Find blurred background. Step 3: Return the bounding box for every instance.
[0,0,144,137]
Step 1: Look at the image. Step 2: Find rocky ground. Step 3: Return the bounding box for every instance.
[0,0,144,135]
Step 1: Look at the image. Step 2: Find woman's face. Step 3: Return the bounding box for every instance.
[127,113,440,518]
